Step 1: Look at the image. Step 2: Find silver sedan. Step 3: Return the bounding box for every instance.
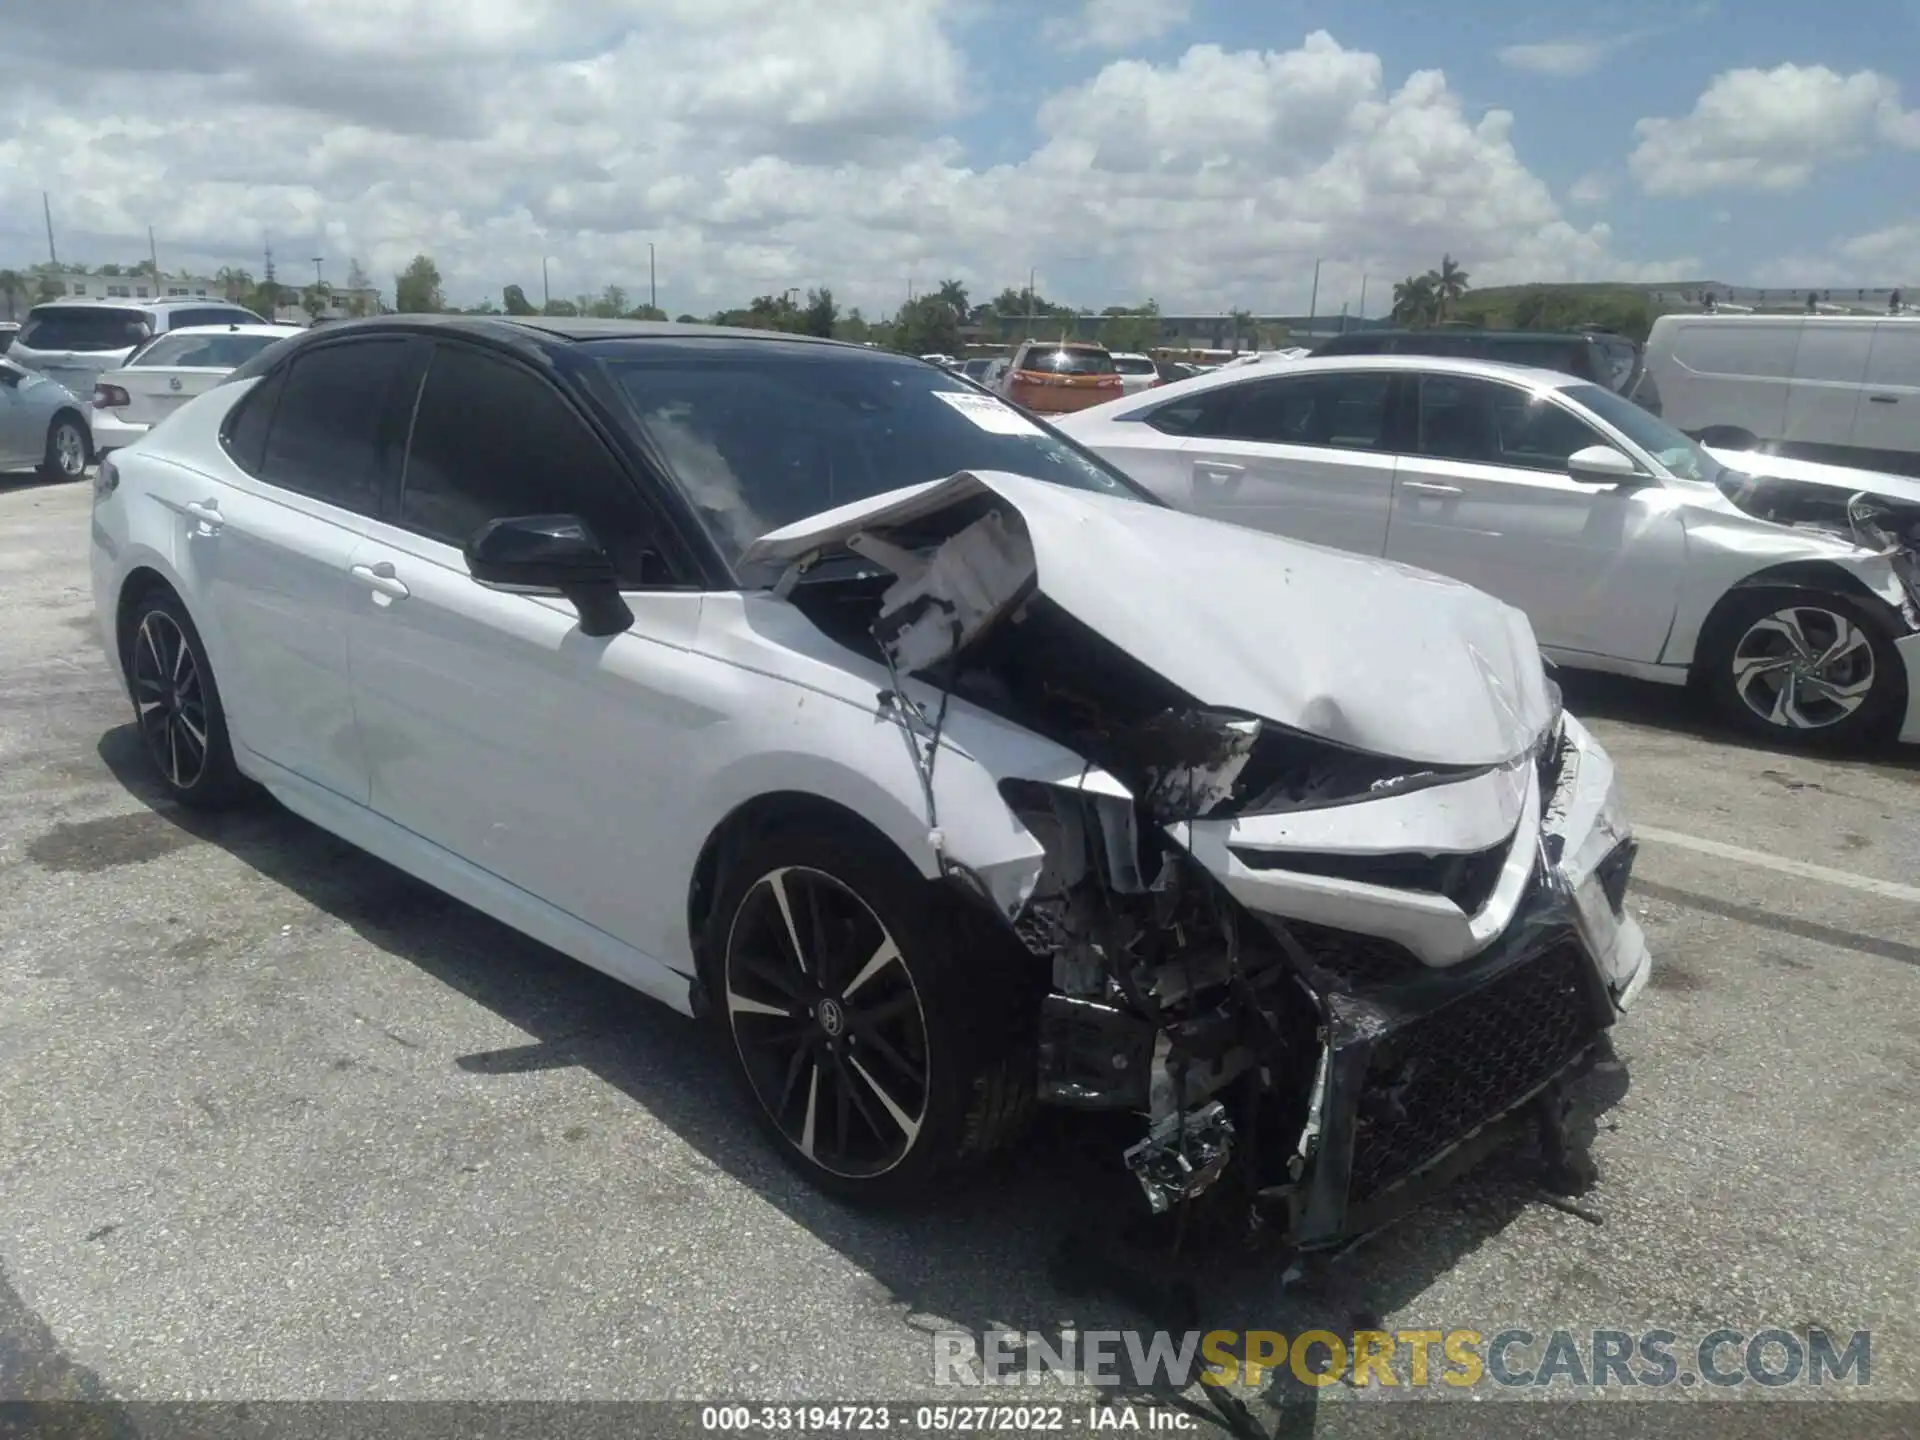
[0,356,90,479]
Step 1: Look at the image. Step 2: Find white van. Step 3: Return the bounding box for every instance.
[1643,313,1920,476]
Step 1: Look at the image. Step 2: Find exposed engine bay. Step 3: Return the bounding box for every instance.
[1716,470,1920,602]
[761,472,1647,1241]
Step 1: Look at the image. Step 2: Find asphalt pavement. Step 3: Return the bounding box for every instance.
[2,472,1916,1435]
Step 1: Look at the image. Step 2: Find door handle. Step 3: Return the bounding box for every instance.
[1402,480,1463,497]
[1191,460,1245,499]
[1869,395,1899,404]
[350,562,410,600]
[183,499,222,531]
[1195,460,1245,473]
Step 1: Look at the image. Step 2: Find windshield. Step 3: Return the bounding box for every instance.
[19,307,150,353]
[1564,382,1723,483]
[597,340,1146,576]
[1019,347,1115,375]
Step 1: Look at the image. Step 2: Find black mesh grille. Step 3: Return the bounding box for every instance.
[1347,940,1598,1203]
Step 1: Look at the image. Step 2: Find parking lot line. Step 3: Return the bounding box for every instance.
[1636,825,1920,904]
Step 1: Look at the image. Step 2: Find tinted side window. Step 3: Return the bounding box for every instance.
[1143,387,1242,436]
[259,339,409,512]
[1166,373,1391,450]
[400,344,665,585]
[1416,376,1603,469]
[222,369,286,473]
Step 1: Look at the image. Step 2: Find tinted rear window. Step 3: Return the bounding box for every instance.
[1112,355,1158,375]
[259,339,411,513]
[1020,348,1115,375]
[19,307,150,352]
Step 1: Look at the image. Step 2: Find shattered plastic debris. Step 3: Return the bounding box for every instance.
[855,509,1033,673]
[1124,1101,1234,1215]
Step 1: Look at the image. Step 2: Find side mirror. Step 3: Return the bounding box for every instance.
[465,514,635,638]
[1566,444,1641,485]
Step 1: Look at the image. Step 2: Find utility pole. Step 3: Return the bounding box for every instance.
[1027,265,1036,332]
[148,225,161,287]
[1357,273,1369,325]
[541,256,550,311]
[648,243,656,312]
[264,240,278,314]
[43,192,57,266]
[312,256,324,287]
[1307,257,1322,329]
[1339,301,1349,335]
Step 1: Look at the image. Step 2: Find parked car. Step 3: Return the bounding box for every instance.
[0,322,19,355]
[1314,328,1653,411]
[10,297,265,403]
[959,357,999,384]
[91,315,1648,1234]
[1109,351,1161,394]
[996,340,1123,414]
[90,323,305,454]
[0,355,90,479]
[1057,354,1920,749]
[1156,360,1200,383]
[1642,313,1920,476]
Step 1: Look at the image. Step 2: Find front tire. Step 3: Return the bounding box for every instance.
[123,590,249,808]
[42,414,89,481]
[701,821,1035,1205]
[1701,587,1905,749]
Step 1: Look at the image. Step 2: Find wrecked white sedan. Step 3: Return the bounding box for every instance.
[90,318,1650,1242]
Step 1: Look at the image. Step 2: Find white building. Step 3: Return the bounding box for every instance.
[40,269,222,301]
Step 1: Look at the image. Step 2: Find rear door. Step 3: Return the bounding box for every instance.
[185,336,416,801]
[1848,322,1920,474]
[1174,369,1400,555]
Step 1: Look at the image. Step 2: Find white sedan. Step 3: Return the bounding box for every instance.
[91,317,1648,1235]
[1057,354,1920,750]
[90,323,303,454]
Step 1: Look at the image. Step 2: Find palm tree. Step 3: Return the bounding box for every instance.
[1428,254,1470,322]
[1391,274,1439,327]
[215,266,254,303]
[0,270,23,322]
[936,278,970,321]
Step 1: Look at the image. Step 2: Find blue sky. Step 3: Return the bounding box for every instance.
[0,0,1915,314]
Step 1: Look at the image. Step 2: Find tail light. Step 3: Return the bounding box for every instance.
[1096,375,1122,389]
[93,384,130,408]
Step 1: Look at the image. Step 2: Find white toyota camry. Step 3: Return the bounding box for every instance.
[90,317,1651,1238]
[1057,354,1920,750]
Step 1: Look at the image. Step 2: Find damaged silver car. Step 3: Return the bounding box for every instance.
[93,320,1651,1247]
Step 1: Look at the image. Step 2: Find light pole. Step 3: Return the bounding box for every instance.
[1356,273,1368,327]
[648,243,656,312]
[541,256,550,312]
[1307,257,1322,329]
[312,257,324,287]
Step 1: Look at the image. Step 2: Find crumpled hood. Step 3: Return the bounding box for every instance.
[1704,446,1920,508]
[743,470,1553,767]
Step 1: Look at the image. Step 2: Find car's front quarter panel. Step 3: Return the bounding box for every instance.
[1661,493,1920,671]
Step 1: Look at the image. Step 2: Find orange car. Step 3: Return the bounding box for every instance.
[998,341,1124,414]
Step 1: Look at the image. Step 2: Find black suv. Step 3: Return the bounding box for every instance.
[1313,327,1660,413]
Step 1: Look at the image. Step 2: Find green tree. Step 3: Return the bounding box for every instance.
[935,278,969,320]
[503,283,537,315]
[1100,299,1161,354]
[588,284,629,318]
[99,263,124,276]
[215,266,254,303]
[300,283,331,321]
[803,286,837,338]
[626,304,668,320]
[1227,308,1254,352]
[342,258,375,316]
[1391,273,1439,327]
[0,270,23,321]
[893,295,959,355]
[1428,253,1470,322]
[833,308,872,344]
[394,254,445,313]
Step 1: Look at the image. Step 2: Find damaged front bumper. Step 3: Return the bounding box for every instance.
[1022,713,1649,1240]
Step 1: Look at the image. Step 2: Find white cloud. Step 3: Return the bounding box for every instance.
[1752,221,1920,287]
[1497,39,1619,78]
[1042,0,1191,53]
[1630,63,1920,194]
[1567,171,1612,206]
[0,9,1666,315]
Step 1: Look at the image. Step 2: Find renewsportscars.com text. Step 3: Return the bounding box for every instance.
[932,1326,1871,1391]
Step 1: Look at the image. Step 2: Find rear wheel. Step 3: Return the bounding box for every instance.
[123,590,249,808]
[1701,587,1904,749]
[702,821,1035,1204]
[41,415,88,480]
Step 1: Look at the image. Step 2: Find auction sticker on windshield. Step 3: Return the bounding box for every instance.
[934,389,1043,436]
